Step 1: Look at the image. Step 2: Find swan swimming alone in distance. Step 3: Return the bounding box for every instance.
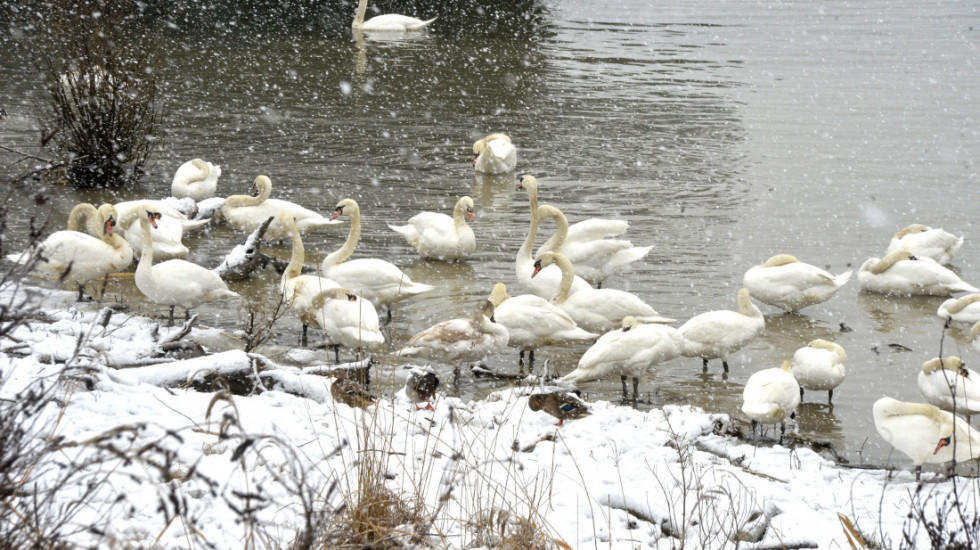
[742,254,852,312]
[885,223,964,266]
[678,288,765,373]
[221,175,340,241]
[858,251,978,296]
[352,0,436,32]
[171,158,221,202]
[388,196,476,261]
[472,133,517,174]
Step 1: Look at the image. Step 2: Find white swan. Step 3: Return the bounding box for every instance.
[917,357,980,421]
[472,133,517,174]
[7,203,132,300]
[742,254,852,312]
[858,251,979,296]
[516,176,591,299]
[395,299,508,381]
[535,205,652,287]
[532,252,675,334]
[221,175,340,241]
[885,223,964,266]
[937,294,980,325]
[321,198,435,314]
[313,287,385,362]
[388,196,476,261]
[873,396,980,479]
[115,198,211,260]
[678,288,765,373]
[352,0,436,31]
[278,211,341,344]
[171,158,221,202]
[791,339,846,404]
[488,282,598,375]
[741,360,801,441]
[562,316,685,401]
[134,206,238,324]
[973,322,980,356]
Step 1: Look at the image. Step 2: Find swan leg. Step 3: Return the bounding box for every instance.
[632,376,639,403]
[915,465,922,482]
[529,349,535,373]
[331,345,340,364]
[827,389,833,405]
[620,374,629,399]
[301,324,308,347]
[168,305,176,327]
[76,284,85,302]
[518,350,526,376]
[800,387,805,400]
[702,358,709,372]
[750,419,758,437]
[779,422,785,444]
[722,360,730,374]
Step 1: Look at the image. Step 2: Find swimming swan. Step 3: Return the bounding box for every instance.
[388,196,476,261]
[472,133,517,174]
[742,254,852,312]
[533,251,675,334]
[321,198,435,313]
[937,294,980,325]
[221,175,340,241]
[858,251,978,296]
[678,288,765,373]
[885,224,964,266]
[917,357,980,421]
[791,339,846,404]
[171,158,221,202]
[741,360,801,441]
[562,316,685,401]
[134,206,238,324]
[352,0,436,31]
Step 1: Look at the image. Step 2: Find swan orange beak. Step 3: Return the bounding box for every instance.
[346,294,357,302]
[105,217,115,236]
[934,435,952,454]
[147,212,159,229]
[472,153,479,166]
[466,208,474,222]
[331,207,343,221]
[531,262,543,278]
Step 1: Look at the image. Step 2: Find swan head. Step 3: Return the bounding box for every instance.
[251,175,272,198]
[460,196,475,221]
[760,254,801,267]
[531,251,558,278]
[807,339,846,361]
[476,299,497,323]
[621,316,638,332]
[96,204,119,236]
[138,205,162,229]
[488,283,510,307]
[780,360,793,374]
[894,223,930,239]
[517,174,537,194]
[331,198,359,221]
[921,356,967,377]
[862,251,917,275]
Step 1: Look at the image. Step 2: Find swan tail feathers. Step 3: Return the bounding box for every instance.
[180,218,212,232]
[834,270,853,287]
[407,16,437,30]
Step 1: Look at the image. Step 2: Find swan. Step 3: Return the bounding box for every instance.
[115,199,210,232]
[858,251,979,296]
[134,206,239,325]
[741,360,801,442]
[516,176,591,299]
[472,133,517,174]
[742,254,852,312]
[937,294,980,325]
[678,288,765,373]
[388,196,476,261]
[313,287,385,363]
[885,224,964,266]
[973,322,980,355]
[488,282,598,375]
[528,390,592,426]
[278,211,341,345]
[873,396,980,479]
[535,205,652,287]
[395,299,508,382]
[791,339,846,404]
[171,158,221,202]
[533,251,675,334]
[521,174,631,245]
[404,365,439,410]
[917,357,980,421]
[321,198,435,315]
[352,0,436,31]
[115,199,211,260]
[221,175,340,241]
[6,203,132,300]
[562,316,685,402]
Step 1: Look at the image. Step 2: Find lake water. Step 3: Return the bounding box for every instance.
[1,0,979,468]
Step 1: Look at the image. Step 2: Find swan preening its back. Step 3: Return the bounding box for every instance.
[885,223,964,266]
[222,175,340,241]
[917,357,980,420]
[472,133,517,174]
[858,251,978,296]
[742,254,851,312]
[389,196,476,261]
[741,361,801,441]
[352,0,436,31]
[171,158,221,202]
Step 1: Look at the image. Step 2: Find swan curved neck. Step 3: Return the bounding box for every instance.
[353,0,368,26]
[67,203,98,234]
[453,200,469,231]
[327,206,361,265]
[737,291,762,318]
[868,252,908,274]
[284,219,305,280]
[550,255,575,305]
[136,215,154,271]
[518,187,540,261]
[538,205,569,251]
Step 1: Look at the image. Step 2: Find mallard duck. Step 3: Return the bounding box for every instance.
[331,376,376,409]
[528,390,591,426]
[405,366,440,410]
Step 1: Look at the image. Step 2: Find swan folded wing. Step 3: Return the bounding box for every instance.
[565,219,629,243]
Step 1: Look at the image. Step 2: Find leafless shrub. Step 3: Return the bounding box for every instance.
[900,484,980,550]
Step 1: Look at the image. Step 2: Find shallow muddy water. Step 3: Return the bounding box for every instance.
[1,0,979,468]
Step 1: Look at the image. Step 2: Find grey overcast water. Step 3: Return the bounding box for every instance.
[1,0,979,468]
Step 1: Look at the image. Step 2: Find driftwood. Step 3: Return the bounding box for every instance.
[213,216,290,281]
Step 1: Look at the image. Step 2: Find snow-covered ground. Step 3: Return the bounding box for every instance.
[1,284,975,549]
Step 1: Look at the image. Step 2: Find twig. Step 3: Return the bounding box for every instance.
[0,143,52,163]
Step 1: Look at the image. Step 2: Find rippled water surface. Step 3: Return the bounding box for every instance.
[2,0,979,467]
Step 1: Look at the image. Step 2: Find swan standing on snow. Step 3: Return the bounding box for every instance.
[388,196,476,261]
[516,176,591,299]
[313,287,385,363]
[742,254,852,312]
[488,282,597,375]
[221,175,340,241]
[171,158,221,202]
[472,133,517,174]
[323,198,435,317]
[562,316,685,402]
[352,0,436,31]
[917,357,980,421]
[535,205,652,287]
[278,211,341,345]
[532,252,675,333]
[135,206,238,325]
[7,204,132,301]
[873,396,980,480]
[741,361,801,442]
[885,223,964,266]
[395,299,508,383]
[937,294,980,325]
[678,288,765,373]
[858,251,978,296]
[791,339,846,404]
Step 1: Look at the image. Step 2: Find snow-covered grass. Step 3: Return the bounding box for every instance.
[1,284,977,549]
